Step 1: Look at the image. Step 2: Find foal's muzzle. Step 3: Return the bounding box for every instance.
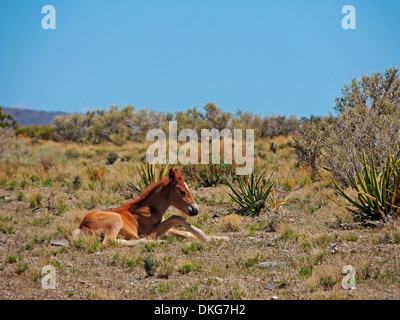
[188,204,199,216]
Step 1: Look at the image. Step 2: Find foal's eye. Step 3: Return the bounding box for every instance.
[180,190,186,195]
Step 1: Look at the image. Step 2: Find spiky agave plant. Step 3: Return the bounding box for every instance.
[224,169,275,216]
[127,162,172,197]
[331,149,400,222]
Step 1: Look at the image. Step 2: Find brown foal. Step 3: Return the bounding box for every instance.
[72,168,228,246]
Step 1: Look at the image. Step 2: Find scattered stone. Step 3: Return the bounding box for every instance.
[266,284,275,291]
[50,240,70,247]
[215,277,224,283]
[92,259,102,266]
[271,296,279,300]
[330,242,338,254]
[213,214,219,218]
[258,261,286,268]
[33,208,46,215]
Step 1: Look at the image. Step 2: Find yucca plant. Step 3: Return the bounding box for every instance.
[331,149,400,222]
[127,162,172,196]
[224,169,274,216]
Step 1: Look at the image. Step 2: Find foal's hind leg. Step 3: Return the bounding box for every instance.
[78,211,124,245]
[116,238,166,246]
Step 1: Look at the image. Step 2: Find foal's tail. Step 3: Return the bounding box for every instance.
[71,224,92,241]
[71,228,83,240]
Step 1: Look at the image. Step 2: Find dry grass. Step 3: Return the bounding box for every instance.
[0,137,399,300]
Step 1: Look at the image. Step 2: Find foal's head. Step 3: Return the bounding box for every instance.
[167,168,199,216]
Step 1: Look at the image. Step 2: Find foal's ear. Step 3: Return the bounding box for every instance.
[169,168,176,182]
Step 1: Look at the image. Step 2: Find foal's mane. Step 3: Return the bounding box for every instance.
[122,171,185,210]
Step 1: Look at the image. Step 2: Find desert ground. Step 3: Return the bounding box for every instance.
[0,136,399,300]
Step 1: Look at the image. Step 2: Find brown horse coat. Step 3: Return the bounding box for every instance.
[72,168,228,245]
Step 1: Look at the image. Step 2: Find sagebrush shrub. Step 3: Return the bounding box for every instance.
[106,152,118,165]
[293,67,400,185]
[0,128,28,164]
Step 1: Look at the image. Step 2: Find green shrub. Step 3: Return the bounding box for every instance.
[15,125,54,140]
[332,148,400,222]
[291,116,332,180]
[72,175,82,190]
[17,191,25,201]
[0,107,17,128]
[225,169,274,216]
[178,264,192,275]
[143,255,158,277]
[15,262,28,275]
[106,152,118,165]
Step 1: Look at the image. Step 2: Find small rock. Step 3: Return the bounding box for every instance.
[92,259,102,266]
[50,240,70,247]
[271,296,279,300]
[266,284,275,291]
[213,214,219,218]
[215,277,224,283]
[330,242,338,254]
[258,261,286,268]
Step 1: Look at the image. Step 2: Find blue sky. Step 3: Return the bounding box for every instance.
[0,0,399,117]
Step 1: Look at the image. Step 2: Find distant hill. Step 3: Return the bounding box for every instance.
[1,107,70,126]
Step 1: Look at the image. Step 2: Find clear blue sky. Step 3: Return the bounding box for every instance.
[0,0,399,117]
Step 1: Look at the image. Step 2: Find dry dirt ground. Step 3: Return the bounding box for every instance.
[0,138,399,300]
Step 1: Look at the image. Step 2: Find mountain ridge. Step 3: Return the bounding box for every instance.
[1,107,70,126]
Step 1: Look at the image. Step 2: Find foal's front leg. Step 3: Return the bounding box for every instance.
[155,215,228,242]
[154,215,207,241]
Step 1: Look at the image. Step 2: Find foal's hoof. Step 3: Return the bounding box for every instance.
[206,236,229,242]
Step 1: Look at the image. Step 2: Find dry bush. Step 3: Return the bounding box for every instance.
[220,214,242,232]
[0,128,28,165]
[86,167,106,182]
